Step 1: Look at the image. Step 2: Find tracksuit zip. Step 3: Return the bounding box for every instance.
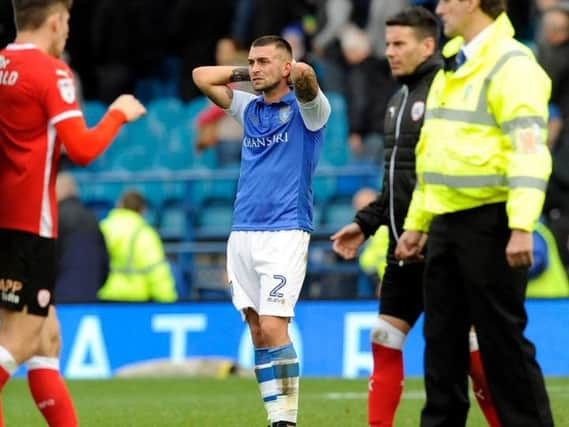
[389,85,409,242]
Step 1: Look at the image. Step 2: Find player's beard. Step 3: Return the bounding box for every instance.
[258,78,280,95]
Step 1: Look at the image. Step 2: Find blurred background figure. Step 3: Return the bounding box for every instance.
[98,190,177,302]
[282,24,307,62]
[340,24,398,165]
[55,173,109,303]
[538,1,569,272]
[310,0,408,96]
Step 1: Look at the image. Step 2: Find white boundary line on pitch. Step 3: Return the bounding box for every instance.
[323,391,424,400]
[322,385,569,401]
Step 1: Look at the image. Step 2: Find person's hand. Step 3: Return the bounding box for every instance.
[109,95,146,122]
[331,222,365,260]
[395,230,426,261]
[506,229,533,268]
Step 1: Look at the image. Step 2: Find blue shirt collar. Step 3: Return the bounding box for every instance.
[257,89,296,106]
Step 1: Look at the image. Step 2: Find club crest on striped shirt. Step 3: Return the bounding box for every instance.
[279,106,292,124]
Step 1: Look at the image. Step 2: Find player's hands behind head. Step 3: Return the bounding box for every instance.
[109,95,146,122]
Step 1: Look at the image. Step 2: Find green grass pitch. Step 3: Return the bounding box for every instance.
[3,377,568,426]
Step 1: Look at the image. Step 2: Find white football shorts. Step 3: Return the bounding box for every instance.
[227,230,310,318]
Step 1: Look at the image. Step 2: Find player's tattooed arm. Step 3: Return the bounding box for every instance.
[291,62,318,103]
[192,66,241,109]
[229,67,251,83]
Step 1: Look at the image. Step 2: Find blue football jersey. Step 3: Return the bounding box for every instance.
[226,90,329,232]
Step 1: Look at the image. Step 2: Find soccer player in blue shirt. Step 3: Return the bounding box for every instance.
[193,35,331,427]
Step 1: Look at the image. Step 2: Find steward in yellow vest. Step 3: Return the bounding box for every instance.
[98,190,177,302]
[404,13,552,232]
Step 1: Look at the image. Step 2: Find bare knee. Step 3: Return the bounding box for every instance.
[245,309,266,348]
[371,316,408,350]
[0,311,45,363]
[259,316,289,347]
[37,325,61,357]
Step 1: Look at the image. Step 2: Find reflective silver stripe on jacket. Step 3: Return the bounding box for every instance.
[425,51,529,127]
[422,172,548,191]
[110,223,167,275]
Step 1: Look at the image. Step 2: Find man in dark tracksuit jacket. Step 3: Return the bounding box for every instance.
[55,173,109,302]
[331,7,500,427]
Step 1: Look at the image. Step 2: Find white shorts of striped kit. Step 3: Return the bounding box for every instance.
[227,230,310,318]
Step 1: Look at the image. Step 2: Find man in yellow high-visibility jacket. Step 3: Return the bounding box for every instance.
[98,190,177,302]
[395,1,554,426]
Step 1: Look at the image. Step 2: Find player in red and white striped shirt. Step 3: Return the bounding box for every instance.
[0,1,145,425]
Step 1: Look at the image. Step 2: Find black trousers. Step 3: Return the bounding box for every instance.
[420,203,554,427]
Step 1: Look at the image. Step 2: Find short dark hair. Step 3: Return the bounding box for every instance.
[251,35,293,58]
[12,0,72,31]
[118,190,146,213]
[385,6,439,41]
[480,0,506,19]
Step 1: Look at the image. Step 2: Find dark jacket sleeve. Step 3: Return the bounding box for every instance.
[354,190,389,238]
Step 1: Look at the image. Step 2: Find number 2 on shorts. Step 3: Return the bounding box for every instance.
[270,275,287,298]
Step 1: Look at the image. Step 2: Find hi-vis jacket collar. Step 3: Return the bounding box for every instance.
[442,12,515,59]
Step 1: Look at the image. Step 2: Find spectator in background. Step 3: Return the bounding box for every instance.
[539,2,569,142]
[98,190,177,302]
[56,173,109,303]
[310,0,408,95]
[340,25,398,165]
[538,2,569,271]
[282,23,326,93]
[282,24,307,62]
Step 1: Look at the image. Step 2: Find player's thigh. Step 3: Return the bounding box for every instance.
[0,229,55,360]
[0,229,55,317]
[254,230,310,317]
[0,308,45,363]
[227,232,260,312]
